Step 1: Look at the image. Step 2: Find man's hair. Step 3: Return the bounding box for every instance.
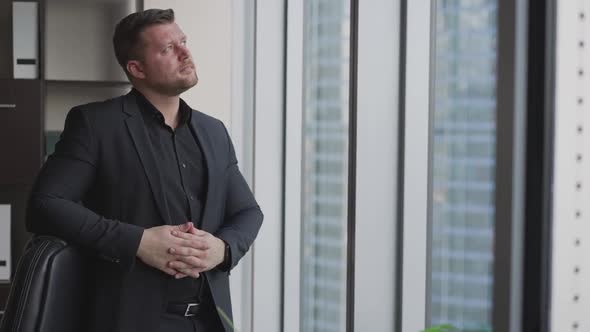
[113,8,175,76]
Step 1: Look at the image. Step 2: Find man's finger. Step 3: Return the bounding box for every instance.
[177,268,201,278]
[174,255,207,269]
[162,267,178,276]
[168,238,209,252]
[174,272,189,279]
[175,222,193,233]
[180,238,210,250]
[168,260,193,270]
[168,246,195,256]
[188,227,208,236]
[169,243,208,256]
[170,230,193,239]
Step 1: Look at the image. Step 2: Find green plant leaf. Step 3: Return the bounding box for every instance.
[421,324,457,332]
[216,306,236,331]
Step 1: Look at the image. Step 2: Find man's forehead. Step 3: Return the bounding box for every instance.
[141,23,186,45]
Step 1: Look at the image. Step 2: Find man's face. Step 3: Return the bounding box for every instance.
[133,22,198,96]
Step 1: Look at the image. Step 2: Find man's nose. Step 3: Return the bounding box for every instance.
[177,45,190,60]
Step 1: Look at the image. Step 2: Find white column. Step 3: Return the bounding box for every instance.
[282,0,304,331]
[354,0,400,330]
[251,0,286,331]
[401,0,431,331]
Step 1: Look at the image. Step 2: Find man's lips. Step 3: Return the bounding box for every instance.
[180,64,194,72]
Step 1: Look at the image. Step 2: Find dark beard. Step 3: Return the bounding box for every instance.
[154,72,198,97]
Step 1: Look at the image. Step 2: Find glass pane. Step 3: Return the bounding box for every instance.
[428,1,498,332]
[300,0,350,331]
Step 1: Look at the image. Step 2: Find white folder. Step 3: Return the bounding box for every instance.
[0,204,11,282]
[13,2,39,79]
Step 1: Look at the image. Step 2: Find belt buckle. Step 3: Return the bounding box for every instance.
[184,303,198,317]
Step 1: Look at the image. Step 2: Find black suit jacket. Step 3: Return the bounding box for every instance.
[26,91,263,332]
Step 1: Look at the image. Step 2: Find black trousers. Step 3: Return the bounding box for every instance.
[158,302,225,332]
[159,285,225,332]
[158,313,223,332]
[160,272,226,332]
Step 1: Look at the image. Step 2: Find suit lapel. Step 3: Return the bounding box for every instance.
[123,93,172,225]
[189,112,215,232]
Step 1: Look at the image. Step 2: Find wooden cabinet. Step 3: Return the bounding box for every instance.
[0,0,135,312]
[0,80,43,185]
[0,184,33,317]
[0,184,32,280]
[0,0,12,79]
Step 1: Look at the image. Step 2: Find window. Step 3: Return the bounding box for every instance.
[428,1,498,331]
[300,1,351,331]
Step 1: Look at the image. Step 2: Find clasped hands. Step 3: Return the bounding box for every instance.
[137,222,226,279]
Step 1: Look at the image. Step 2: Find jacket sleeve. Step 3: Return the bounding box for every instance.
[214,124,263,271]
[26,107,144,271]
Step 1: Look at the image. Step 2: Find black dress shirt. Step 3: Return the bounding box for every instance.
[133,89,209,303]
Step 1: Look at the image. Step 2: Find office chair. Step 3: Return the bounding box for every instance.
[0,236,90,332]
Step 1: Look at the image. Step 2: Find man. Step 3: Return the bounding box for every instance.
[26,8,262,332]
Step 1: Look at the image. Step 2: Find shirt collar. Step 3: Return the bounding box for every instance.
[132,88,192,127]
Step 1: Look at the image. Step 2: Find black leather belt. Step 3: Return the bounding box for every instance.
[167,302,201,317]
[166,274,207,317]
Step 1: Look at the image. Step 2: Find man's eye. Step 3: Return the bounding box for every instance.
[181,40,187,46]
[163,46,172,53]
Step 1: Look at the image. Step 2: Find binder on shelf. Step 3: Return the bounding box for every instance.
[0,204,10,282]
[13,2,39,79]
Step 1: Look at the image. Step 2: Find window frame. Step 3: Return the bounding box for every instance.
[399,0,529,331]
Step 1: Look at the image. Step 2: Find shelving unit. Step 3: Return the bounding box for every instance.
[44,82,131,156]
[0,0,139,313]
[43,0,136,148]
[44,0,135,82]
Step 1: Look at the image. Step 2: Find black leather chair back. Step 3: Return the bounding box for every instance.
[0,236,90,332]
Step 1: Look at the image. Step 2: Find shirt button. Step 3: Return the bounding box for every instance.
[182,163,186,168]
[189,195,194,201]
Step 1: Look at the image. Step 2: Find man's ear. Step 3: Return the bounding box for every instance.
[127,60,146,80]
